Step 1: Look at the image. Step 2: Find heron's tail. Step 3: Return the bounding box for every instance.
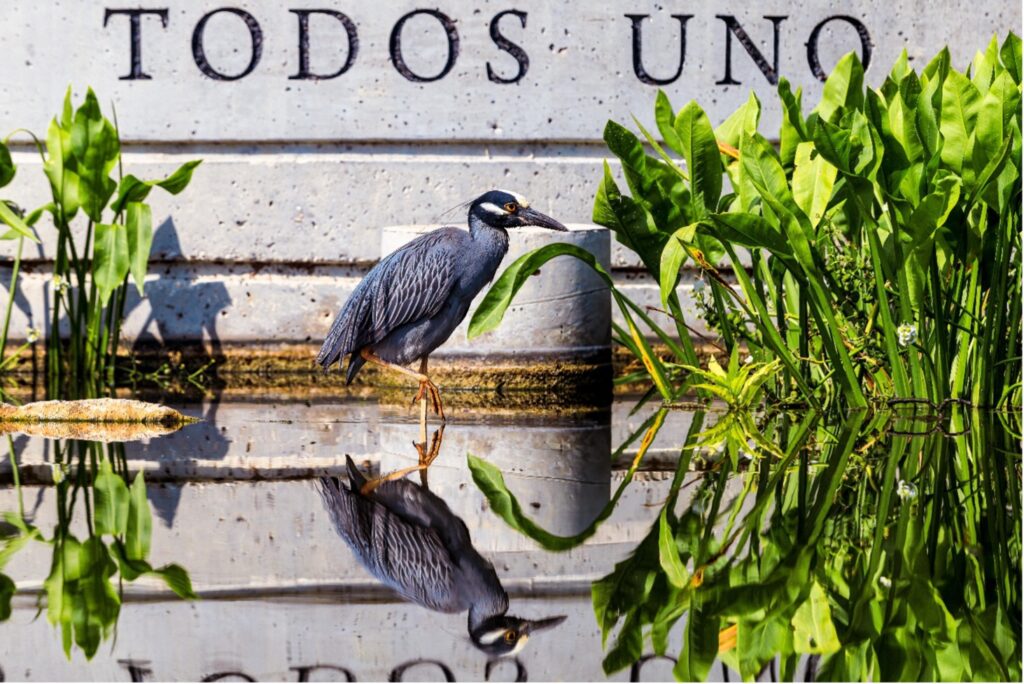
[344,455,368,492]
[345,353,367,385]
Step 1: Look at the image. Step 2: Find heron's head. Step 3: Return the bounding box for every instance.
[469,190,568,232]
[469,614,567,657]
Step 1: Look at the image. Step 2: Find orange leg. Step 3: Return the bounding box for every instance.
[359,463,427,496]
[360,349,446,425]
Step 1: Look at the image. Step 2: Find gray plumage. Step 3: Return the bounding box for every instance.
[317,457,508,627]
[316,190,567,383]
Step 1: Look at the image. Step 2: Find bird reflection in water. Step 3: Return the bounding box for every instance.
[317,428,566,657]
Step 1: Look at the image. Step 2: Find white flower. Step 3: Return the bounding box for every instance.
[879,576,892,589]
[897,323,917,348]
[26,327,40,344]
[52,274,69,295]
[744,354,754,365]
[896,480,917,501]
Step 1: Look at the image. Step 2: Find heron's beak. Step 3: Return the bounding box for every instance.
[522,615,568,635]
[518,207,568,231]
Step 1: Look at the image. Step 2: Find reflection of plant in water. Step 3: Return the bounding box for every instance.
[0,439,195,659]
[472,409,1021,681]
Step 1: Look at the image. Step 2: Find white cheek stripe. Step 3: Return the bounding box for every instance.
[477,629,507,645]
[479,202,509,216]
[509,634,529,656]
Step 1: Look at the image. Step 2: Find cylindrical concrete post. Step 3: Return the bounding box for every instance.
[380,224,611,363]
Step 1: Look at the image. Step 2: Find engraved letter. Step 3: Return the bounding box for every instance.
[103,9,169,80]
[487,10,529,84]
[290,10,359,80]
[716,15,787,85]
[625,14,692,85]
[389,10,460,82]
[192,8,264,81]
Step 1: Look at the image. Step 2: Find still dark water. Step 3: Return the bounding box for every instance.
[0,398,1018,682]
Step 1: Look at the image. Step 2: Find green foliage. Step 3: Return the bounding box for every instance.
[0,440,196,660]
[474,35,1022,412]
[1,87,201,398]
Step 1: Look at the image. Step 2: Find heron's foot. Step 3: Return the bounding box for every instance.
[359,464,427,496]
[413,425,445,468]
[412,378,446,422]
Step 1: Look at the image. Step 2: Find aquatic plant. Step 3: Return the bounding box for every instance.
[0,438,196,660]
[0,88,201,398]
[471,35,1023,412]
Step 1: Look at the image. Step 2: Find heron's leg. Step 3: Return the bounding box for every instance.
[359,349,446,421]
[359,464,427,496]
[413,424,445,488]
[416,357,429,444]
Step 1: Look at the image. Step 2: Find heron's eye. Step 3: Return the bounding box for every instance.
[503,202,518,213]
[504,630,516,643]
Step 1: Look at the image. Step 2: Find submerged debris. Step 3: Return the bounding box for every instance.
[0,398,194,426]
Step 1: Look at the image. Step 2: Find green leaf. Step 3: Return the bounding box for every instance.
[154,160,202,195]
[674,603,718,681]
[70,88,120,222]
[791,581,841,654]
[42,117,82,220]
[0,142,15,189]
[126,202,153,296]
[0,200,38,242]
[939,70,981,174]
[816,52,865,121]
[468,242,611,339]
[655,90,683,155]
[150,563,197,599]
[593,162,667,276]
[1000,32,1022,84]
[112,174,153,214]
[658,509,690,588]
[93,458,130,536]
[125,471,151,561]
[658,223,697,306]
[92,223,130,307]
[602,612,643,674]
[792,141,837,226]
[675,101,723,209]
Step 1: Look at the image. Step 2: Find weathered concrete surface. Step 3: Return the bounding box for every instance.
[0,2,1015,140]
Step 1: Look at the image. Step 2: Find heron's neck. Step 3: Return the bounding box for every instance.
[468,214,510,249]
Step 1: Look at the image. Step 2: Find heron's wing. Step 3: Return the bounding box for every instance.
[316,228,463,370]
[316,476,465,613]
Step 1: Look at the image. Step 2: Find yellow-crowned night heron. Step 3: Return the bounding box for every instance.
[315,190,567,421]
[317,455,566,656]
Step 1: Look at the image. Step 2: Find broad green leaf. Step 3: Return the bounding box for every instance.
[42,117,82,220]
[655,90,683,155]
[792,141,837,225]
[888,92,924,163]
[970,36,1000,92]
[592,524,660,645]
[593,162,667,276]
[675,101,723,209]
[112,174,152,214]
[778,78,807,167]
[70,88,119,222]
[715,91,761,150]
[93,458,129,536]
[151,563,197,599]
[658,508,690,588]
[792,581,841,654]
[155,160,202,195]
[126,202,153,296]
[816,52,865,121]
[125,471,151,560]
[975,71,1020,163]
[0,142,14,189]
[658,223,698,306]
[468,242,611,339]
[92,222,130,306]
[939,70,981,173]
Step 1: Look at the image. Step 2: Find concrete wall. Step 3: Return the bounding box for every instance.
[0,1,1017,360]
